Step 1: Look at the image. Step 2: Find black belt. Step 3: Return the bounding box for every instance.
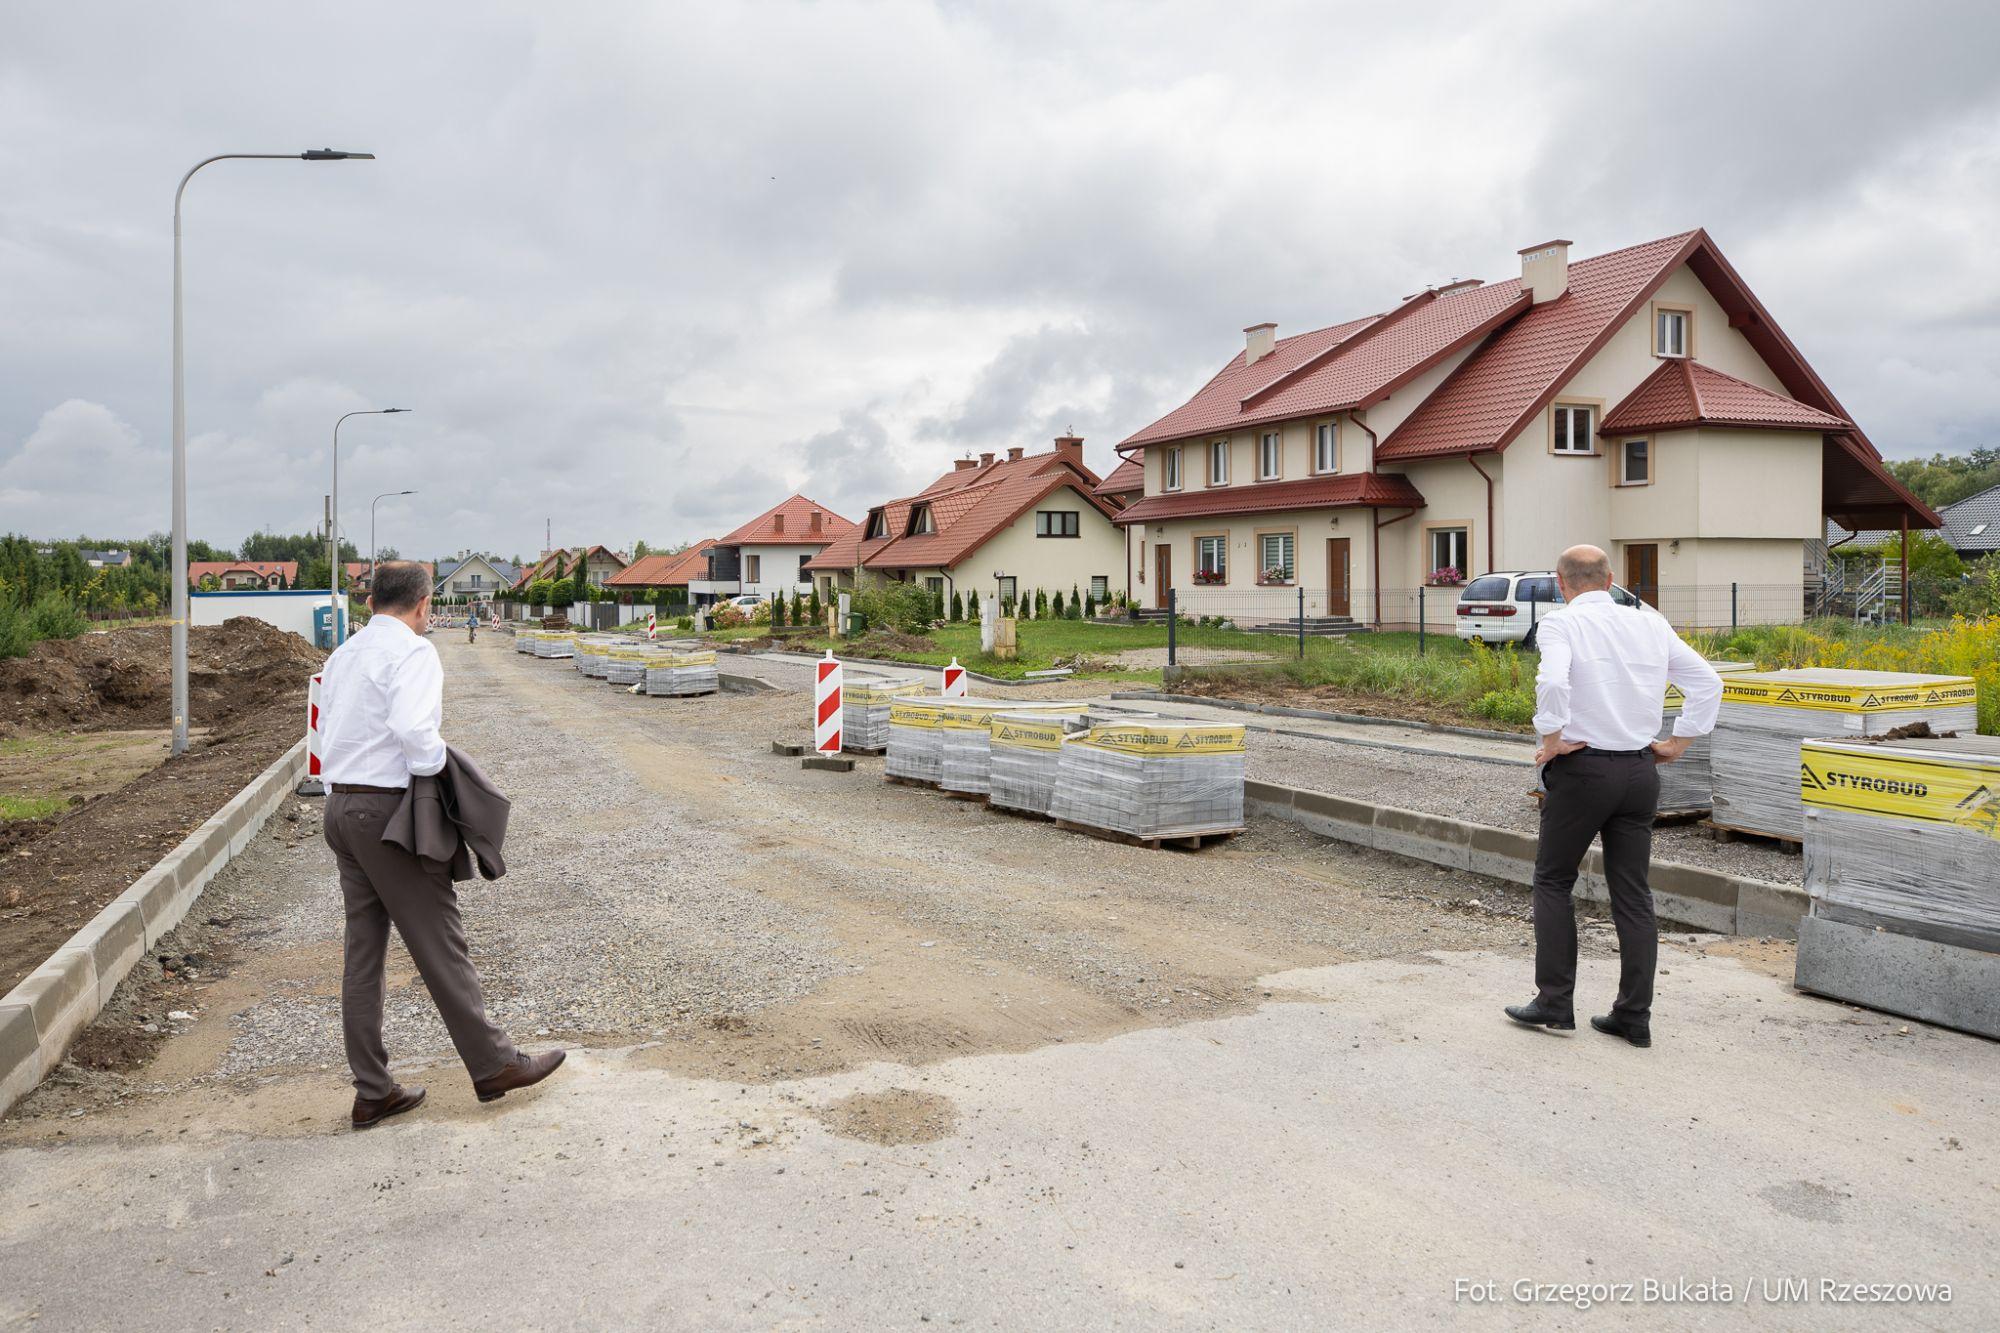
[331,782,407,795]
[1576,747,1650,758]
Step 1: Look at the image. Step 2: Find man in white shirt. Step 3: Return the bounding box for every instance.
[319,561,563,1128]
[1504,545,1722,1048]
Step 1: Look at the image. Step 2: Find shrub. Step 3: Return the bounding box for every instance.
[772,593,788,628]
[1948,555,2000,618]
[807,587,823,626]
[0,603,34,659]
[1052,590,1065,618]
[852,580,937,634]
[1035,588,1049,618]
[27,592,87,641]
[1473,689,1536,726]
[967,589,980,620]
[950,591,964,622]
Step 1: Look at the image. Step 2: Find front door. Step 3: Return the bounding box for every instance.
[1326,538,1351,617]
[1155,545,1172,609]
[1625,543,1660,608]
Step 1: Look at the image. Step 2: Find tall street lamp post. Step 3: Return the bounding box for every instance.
[371,489,417,590]
[171,148,375,757]
[330,409,410,645]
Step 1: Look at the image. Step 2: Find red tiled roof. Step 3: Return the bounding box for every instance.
[717,494,857,546]
[1378,232,1703,460]
[188,560,297,586]
[606,542,715,587]
[805,448,1112,573]
[1114,472,1426,525]
[1600,360,1849,436]
[1094,458,1143,497]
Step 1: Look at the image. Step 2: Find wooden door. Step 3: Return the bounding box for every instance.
[1155,545,1172,609]
[1326,538,1351,617]
[1626,543,1660,608]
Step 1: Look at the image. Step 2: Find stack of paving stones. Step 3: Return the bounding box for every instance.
[1051,719,1247,839]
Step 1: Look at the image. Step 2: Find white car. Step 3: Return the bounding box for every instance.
[1453,571,1645,648]
[723,593,766,610]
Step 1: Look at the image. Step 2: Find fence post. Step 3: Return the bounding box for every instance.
[1418,585,1426,657]
[1167,586,1177,668]
[1731,582,1738,632]
[1297,586,1305,659]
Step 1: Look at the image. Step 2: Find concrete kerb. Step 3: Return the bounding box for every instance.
[1244,778,1806,940]
[728,646,1046,690]
[0,737,307,1118]
[1112,691,1526,744]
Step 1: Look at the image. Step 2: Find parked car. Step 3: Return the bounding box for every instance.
[724,593,766,610]
[1453,571,1644,648]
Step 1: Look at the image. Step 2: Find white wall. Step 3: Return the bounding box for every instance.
[190,590,329,643]
[737,543,825,597]
[945,486,1125,608]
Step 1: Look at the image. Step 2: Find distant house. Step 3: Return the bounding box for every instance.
[511,545,628,594]
[605,542,715,602]
[693,496,858,604]
[436,553,521,600]
[805,436,1123,610]
[1829,481,2000,561]
[80,548,133,568]
[187,560,297,590]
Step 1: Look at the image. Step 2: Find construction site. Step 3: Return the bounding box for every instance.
[1,623,1992,1327]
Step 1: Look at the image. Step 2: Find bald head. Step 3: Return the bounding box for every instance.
[1557,544,1613,595]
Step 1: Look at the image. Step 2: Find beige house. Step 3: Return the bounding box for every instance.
[806,436,1125,611]
[1114,230,1937,628]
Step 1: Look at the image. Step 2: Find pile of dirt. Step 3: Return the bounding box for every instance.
[848,630,938,657]
[0,617,324,738]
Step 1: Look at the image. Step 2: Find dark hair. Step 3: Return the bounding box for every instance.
[371,561,433,612]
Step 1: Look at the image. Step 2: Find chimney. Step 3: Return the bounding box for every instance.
[953,458,978,471]
[772,512,785,534]
[1243,322,1277,365]
[809,509,822,533]
[1006,446,1024,461]
[1053,434,1084,466]
[1518,239,1572,304]
[980,451,995,467]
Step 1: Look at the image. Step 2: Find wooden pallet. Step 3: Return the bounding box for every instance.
[1054,819,1244,852]
[986,801,1052,823]
[884,774,937,789]
[1652,807,1712,828]
[842,745,887,757]
[1701,818,1803,853]
[941,789,990,804]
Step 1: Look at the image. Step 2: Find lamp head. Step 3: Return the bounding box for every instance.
[301,149,375,161]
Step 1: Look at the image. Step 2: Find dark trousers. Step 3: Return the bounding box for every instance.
[1532,749,1660,1025]
[324,791,518,1099]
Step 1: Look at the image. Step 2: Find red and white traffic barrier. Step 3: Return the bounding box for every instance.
[298,671,326,795]
[646,611,658,640]
[815,651,843,754]
[941,656,967,698]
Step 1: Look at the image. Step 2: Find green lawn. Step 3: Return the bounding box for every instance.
[0,794,67,821]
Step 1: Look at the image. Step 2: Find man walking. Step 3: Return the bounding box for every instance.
[318,561,564,1127]
[1505,546,1722,1048]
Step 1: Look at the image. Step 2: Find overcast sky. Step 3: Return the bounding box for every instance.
[4,0,1998,561]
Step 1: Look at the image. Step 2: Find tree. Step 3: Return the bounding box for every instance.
[808,586,822,627]
[950,591,964,622]
[1083,590,1096,619]
[966,589,980,621]
[1052,590,1066,618]
[1887,448,2000,510]
[773,591,788,628]
[1036,588,1049,618]
[572,550,590,604]
[932,585,946,624]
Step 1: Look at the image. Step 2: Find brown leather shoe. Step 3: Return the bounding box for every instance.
[473,1048,566,1103]
[352,1083,426,1129]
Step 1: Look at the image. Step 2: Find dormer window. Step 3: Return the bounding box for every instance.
[1208,440,1229,486]
[866,510,888,539]
[1654,307,1691,358]
[909,505,936,536]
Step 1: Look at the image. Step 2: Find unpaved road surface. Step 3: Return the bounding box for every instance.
[2,634,1993,1329]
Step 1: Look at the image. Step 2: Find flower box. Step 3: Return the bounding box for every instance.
[1193,569,1227,586]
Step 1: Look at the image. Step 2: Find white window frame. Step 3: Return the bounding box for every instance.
[1164,446,1183,492]
[1552,403,1596,455]
[1619,438,1651,487]
[1656,308,1689,359]
[1314,420,1339,474]
[1259,430,1281,480]
[1197,535,1228,578]
[1089,575,1108,602]
[1208,439,1230,486]
[1258,532,1295,583]
[1428,527,1468,575]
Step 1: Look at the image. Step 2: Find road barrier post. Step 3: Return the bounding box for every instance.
[646,610,658,640]
[941,657,968,698]
[295,671,325,796]
[815,651,843,755]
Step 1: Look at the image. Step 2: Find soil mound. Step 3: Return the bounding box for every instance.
[0,617,325,737]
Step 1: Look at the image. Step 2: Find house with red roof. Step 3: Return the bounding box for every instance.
[604,541,715,602]
[187,560,297,591]
[805,436,1124,611]
[691,496,857,604]
[511,544,629,594]
[1115,230,1937,627]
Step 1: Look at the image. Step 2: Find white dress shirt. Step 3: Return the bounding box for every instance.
[1532,589,1722,751]
[317,614,447,787]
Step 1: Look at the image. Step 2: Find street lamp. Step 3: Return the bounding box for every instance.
[330,408,410,645]
[371,489,417,587]
[170,148,375,757]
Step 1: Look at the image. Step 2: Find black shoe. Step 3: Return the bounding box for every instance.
[1504,1001,1575,1031]
[1591,1014,1652,1048]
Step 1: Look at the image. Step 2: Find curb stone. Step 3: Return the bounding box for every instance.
[1244,779,1805,939]
[0,737,307,1118]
